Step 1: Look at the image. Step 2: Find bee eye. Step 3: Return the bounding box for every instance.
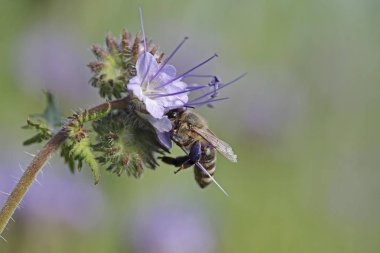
[167,111,177,119]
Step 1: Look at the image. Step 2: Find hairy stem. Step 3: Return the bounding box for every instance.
[0,98,129,236]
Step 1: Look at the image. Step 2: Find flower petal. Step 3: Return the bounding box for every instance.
[149,116,173,132]
[127,80,144,100]
[156,130,172,149]
[135,111,173,133]
[172,80,187,90]
[160,64,176,78]
[136,52,159,81]
[144,97,165,118]
[151,64,176,88]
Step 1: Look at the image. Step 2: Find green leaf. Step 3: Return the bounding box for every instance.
[41,91,62,127]
[22,119,52,146]
[22,91,62,146]
[61,133,101,184]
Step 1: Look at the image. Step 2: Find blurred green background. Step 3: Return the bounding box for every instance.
[0,0,379,252]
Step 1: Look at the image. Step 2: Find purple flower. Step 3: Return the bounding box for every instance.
[127,7,245,139]
[127,51,189,131]
[127,50,245,131]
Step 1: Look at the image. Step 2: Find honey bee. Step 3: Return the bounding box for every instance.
[159,109,237,188]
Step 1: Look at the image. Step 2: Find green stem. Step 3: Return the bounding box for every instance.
[0,98,128,236]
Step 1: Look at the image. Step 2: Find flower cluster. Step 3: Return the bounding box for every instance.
[23,10,244,189]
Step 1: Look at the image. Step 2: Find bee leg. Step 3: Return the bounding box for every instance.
[174,160,194,174]
[158,155,189,167]
[188,141,202,163]
[159,155,189,167]
[174,141,202,174]
[159,141,202,174]
[174,167,184,174]
[158,155,193,174]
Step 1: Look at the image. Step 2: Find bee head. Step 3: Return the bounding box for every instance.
[166,108,185,120]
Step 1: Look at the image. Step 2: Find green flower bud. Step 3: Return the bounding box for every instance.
[88,30,162,100]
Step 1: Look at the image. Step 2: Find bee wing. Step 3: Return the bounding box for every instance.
[192,128,237,162]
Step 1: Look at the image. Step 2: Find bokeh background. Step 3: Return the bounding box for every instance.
[0,0,379,252]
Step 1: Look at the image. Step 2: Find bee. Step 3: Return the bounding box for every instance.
[159,109,237,188]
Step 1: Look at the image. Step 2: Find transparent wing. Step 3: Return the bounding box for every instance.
[192,128,237,162]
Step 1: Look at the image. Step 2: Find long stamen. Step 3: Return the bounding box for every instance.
[141,53,153,85]
[163,102,188,111]
[138,1,152,85]
[184,75,220,102]
[196,162,229,196]
[138,1,147,52]
[184,74,220,96]
[209,76,220,98]
[148,85,207,98]
[188,73,246,104]
[177,146,228,196]
[183,74,218,79]
[150,37,189,82]
[186,97,229,107]
[155,54,218,89]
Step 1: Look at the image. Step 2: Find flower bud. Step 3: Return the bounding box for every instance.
[88,30,162,100]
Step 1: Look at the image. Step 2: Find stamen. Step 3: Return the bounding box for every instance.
[141,53,153,86]
[184,75,220,98]
[164,104,188,111]
[138,1,147,52]
[186,97,229,107]
[138,2,151,85]
[195,162,229,196]
[150,37,189,82]
[183,74,218,79]
[156,54,219,89]
[187,73,246,104]
[208,76,220,98]
[176,146,228,196]
[148,85,207,98]
[165,105,184,110]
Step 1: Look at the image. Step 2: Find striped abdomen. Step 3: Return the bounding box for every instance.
[194,144,217,188]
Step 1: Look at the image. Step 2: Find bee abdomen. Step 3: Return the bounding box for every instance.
[194,162,216,188]
[194,147,217,188]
